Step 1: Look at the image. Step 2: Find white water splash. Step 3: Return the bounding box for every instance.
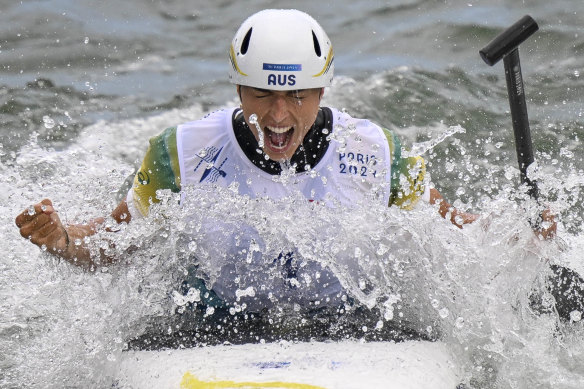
[4,104,584,388]
[403,125,466,157]
[248,113,265,149]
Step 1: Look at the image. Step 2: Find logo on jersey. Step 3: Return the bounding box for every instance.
[194,146,228,183]
[136,170,150,185]
[338,152,378,178]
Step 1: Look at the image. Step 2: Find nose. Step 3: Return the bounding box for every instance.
[268,94,289,123]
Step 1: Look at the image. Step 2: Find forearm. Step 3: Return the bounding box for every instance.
[59,219,109,267]
[22,199,133,269]
[49,201,130,268]
[429,188,478,228]
[61,200,132,268]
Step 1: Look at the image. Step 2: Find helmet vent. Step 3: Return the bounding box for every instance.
[241,27,253,55]
[312,30,322,57]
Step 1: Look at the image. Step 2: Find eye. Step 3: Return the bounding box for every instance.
[255,93,270,99]
[289,91,307,100]
[251,89,270,98]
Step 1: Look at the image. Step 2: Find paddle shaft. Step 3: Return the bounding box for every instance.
[480,15,539,200]
[503,48,539,199]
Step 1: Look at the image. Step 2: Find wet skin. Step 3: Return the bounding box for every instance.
[237,86,324,161]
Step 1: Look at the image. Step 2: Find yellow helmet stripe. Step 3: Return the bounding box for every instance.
[229,45,248,76]
[312,46,334,77]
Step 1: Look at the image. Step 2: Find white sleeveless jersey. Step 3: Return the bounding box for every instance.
[175,107,392,206]
[126,107,401,311]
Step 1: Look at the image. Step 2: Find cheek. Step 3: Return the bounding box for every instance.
[244,103,268,123]
[300,105,320,129]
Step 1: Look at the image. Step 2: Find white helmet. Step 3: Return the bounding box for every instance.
[229,9,334,90]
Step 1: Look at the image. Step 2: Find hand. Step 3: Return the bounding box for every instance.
[15,199,69,254]
[429,188,479,228]
[536,208,557,240]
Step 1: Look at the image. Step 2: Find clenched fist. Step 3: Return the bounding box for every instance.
[15,199,69,255]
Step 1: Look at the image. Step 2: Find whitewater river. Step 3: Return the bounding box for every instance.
[2,0,584,387]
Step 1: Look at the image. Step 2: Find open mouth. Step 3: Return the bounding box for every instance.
[265,126,294,151]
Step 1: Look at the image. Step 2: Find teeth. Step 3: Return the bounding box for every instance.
[266,126,292,134]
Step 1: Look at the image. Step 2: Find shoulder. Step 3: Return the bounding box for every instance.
[149,126,178,147]
[147,108,235,144]
[328,107,392,152]
[329,107,379,129]
[178,108,235,133]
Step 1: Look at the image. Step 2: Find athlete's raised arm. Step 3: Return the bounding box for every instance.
[15,198,131,268]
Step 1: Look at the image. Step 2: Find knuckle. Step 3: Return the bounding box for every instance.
[19,229,31,239]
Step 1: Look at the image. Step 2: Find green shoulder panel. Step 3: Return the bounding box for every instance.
[132,127,181,216]
[382,128,426,210]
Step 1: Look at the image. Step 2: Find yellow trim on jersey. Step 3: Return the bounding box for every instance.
[132,127,181,217]
[383,128,426,209]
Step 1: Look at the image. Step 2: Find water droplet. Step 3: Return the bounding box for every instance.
[439,307,449,318]
[188,241,197,251]
[570,310,582,322]
[376,243,389,255]
[42,115,55,129]
[560,147,574,159]
[84,37,89,44]
[455,317,465,328]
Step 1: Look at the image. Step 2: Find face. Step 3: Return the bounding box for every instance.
[238,86,323,161]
